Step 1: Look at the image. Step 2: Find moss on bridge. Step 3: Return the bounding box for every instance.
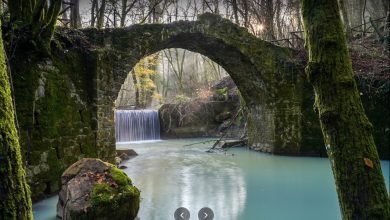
[4,13,388,200]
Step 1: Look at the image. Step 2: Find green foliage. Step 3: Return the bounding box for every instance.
[215,87,228,101]
[132,54,159,107]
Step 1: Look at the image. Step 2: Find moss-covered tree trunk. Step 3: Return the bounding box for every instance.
[301,0,390,219]
[8,0,61,52]
[0,19,33,219]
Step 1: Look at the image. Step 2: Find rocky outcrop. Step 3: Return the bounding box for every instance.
[115,149,138,165]
[116,149,138,157]
[57,158,140,220]
[159,101,243,138]
[158,76,244,138]
[211,76,240,102]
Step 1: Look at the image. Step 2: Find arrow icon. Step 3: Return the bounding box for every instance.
[198,207,214,220]
[174,207,190,220]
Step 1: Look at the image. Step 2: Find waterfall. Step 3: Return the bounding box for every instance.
[115,110,161,143]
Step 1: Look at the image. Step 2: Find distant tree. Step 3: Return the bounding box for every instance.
[264,0,274,40]
[120,0,138,27]
[91,0,99,27]
[301,0,390,218]
[97,0,107,29]
[70,0,82,28]
[164,49,186,95]
[0,16,33,220]
[231,0,239,24]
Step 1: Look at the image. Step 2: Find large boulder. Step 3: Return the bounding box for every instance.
[57,158,140,220]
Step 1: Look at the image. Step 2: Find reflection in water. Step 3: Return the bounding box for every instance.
[121,141,246,220]
[33,139,389,220]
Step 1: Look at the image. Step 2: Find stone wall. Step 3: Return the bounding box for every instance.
[82,13,305,157]
[9,30,106,200]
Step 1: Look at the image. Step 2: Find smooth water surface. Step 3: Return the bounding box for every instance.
[33,139,390,220]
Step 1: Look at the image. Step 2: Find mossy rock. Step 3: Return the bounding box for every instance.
[57,158,140,220]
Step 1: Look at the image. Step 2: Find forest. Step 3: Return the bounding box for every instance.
[0,0,389,220]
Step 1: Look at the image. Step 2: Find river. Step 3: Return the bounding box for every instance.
[33,138,390,220]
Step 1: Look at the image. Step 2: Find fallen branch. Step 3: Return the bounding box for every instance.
[183,139,218,147]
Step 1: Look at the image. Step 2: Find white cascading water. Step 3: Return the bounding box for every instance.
[115,110,160,143]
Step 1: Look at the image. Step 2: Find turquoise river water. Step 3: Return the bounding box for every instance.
[33,138,390,220]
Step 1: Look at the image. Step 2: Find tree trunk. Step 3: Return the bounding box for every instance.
[91,0,98,27]
[265,0,274,40]
[70,0,81,28]
[231,0,239,24]
[62,0,69,27]
[241,0,249,28]
[9,0,61,53]
[8,0,24,22]
[348,0,365,32]
[97,0,107,29]
[301,0,390,219]
[121,0,128,27]
[0,18,33,220]
[338,0,352,36]
[131,70,140,107]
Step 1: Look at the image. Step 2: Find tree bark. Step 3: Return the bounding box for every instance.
[265,0,274,40]
[0,18,33,220]
[301,0,390,219]
[91,0,98,27]
[70,0,81,28]
[8,0,61,53]
[97,0,107,29]
[241,0,249,28]
[121,0,128,27]
[338,0,352,36]
[231,0,239,24]
[349,0,365,32]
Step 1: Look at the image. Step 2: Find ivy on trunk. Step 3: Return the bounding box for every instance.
[301,0,390,219]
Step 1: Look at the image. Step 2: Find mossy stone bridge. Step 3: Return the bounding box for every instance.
[82,13,305,159]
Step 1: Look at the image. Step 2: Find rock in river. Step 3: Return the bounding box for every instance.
[57,158,140,220]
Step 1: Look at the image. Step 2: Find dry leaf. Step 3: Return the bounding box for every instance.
[363,158,374,168]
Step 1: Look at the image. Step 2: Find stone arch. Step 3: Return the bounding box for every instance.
[84,13,305,160]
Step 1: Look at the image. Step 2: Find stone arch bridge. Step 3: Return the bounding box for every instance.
[81,13,305,159]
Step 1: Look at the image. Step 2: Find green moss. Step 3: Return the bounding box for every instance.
[110,167,132,186]
[8,33,102,198]
[91,183,117,208]
[88,168,140,220]
[0,18,33,219]
[302,0,390,218]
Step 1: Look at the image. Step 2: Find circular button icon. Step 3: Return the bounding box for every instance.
[174,207,190,220]
[198,207,214,220]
